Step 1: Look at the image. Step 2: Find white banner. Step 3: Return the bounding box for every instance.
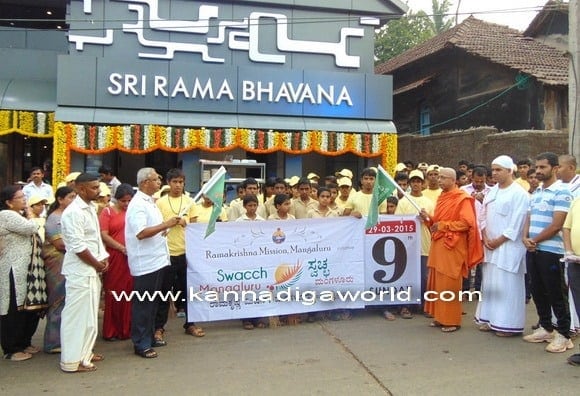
[186,217,366,322]
[364,215,421,306]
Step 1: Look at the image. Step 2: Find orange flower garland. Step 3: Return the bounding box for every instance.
[52,121,397,187]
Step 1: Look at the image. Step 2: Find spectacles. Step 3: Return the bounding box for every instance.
[147,176,161,183]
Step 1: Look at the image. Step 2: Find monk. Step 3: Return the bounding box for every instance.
[423,167,483,332]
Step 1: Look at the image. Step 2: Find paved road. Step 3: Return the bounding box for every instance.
[0,301,578,395]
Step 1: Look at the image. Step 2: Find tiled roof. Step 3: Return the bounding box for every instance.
[524,0,568,37]
[375,16,568,86]
[393,75,435,95]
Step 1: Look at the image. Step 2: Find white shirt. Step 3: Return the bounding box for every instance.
[460,183,492,233]
[22,181,54,201]
[125,190,170,276]
[480,183,529,273]
[61,196,108,277]
[108,176,122,202]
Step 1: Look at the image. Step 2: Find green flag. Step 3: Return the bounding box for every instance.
[365,166,398,229]
[203,168,226,238]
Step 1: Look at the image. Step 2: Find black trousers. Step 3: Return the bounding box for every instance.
[131,267,165,352]
[154,255,188,329]
[528,250,570,337]
[155,255,196,329]
[0,270,40,355]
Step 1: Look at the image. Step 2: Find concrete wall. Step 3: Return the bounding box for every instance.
[398,127,569,167]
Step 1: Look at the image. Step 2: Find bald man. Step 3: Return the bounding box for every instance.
[558,154,580,198]
[423,167,483,333]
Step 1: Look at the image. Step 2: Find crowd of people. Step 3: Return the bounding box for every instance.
[1,153,580,370]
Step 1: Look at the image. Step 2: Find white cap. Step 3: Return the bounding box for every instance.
[492,155,515,171]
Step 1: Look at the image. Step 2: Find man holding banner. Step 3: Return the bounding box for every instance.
[156,169,205,339]
[343,168,388,219]
[424,167,482,333]
[395,170,434,312]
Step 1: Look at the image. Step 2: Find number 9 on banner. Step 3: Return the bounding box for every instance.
[372,237,407,284]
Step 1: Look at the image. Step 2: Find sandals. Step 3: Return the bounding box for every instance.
[383,310,396,321]
[185,325,206,337]
[400,308,414,319]
[91,353,104,362]
[441,326,460,333]
[429,321,442,327]
[495,331,519,337]
[3,352,32,361]
[479,323,491,332]
[242,321,254,330]
[153,329,167,347]
[134,348,158,359]
[24,345,40,354]
[63,364,97,373]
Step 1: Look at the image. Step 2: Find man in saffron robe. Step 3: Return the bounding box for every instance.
[424,167,483,332]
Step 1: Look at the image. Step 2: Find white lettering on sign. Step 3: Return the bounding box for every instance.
[72,0,366,69]
[241,81,352,106]
[108,73,236,101]
[108,73,352,106]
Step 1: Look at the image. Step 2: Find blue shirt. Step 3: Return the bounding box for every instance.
[529,180,572,254]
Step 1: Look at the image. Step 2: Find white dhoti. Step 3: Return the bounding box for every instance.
[475,262,526,333]
[60,274,101,371]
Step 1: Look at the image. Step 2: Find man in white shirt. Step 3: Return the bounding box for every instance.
[460,166,491,291]
[125,168,180,359]
[98,165,122,200]
[475,156,529,336]
[22,166,53,203]
[60,173,108,373]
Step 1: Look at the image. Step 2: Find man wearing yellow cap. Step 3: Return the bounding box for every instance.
[395,170,434,314]
[422,165,442,205]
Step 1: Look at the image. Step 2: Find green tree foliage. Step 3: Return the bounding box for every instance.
[431,0,455,34]
[374,0,455,64]
[374,11,434,64]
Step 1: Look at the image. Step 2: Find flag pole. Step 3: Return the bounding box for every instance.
[378,165,422,214]
[191,166,227,203]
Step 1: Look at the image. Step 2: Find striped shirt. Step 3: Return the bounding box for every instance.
[529,180,572,254]
[564,174,580,198]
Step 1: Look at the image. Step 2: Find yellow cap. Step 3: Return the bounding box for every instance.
[395,163,406,172]
[99,182,111,197]
[335,168,353,179]
[288,176,301,187]
[65,172,81,183]
[153,185,170,199]
[417,162,429,170]
[426,164,440,173]
[307,172,320,181]
[408,169,424,180]
[337,177,352,187]
[27,195,47,207]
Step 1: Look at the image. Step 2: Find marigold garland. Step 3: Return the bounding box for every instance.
[0,110,54,138]
[52,121,397,187]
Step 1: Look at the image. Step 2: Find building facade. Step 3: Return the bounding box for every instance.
[1,0,405,190]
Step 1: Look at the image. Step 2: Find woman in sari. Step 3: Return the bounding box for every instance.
[99,183,134,340]
[42,186,75,353]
